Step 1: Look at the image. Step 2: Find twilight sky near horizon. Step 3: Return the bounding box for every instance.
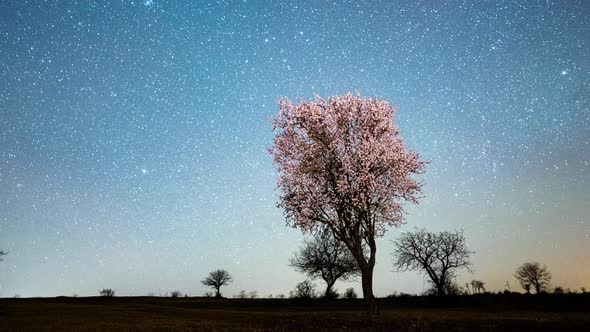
[0,0,589,297]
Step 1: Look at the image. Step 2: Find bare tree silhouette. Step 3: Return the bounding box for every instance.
[392,228,473,296]
[201,269,232,298]
[344,288,357,299]
[99,289,115,297]
[0,251,7,262]
[291,280,317,299]
[290,232,360,298]
[470,280,486,294]
[514,262,552,294]
[235,290,247,299]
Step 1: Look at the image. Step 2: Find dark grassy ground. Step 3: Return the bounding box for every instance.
[1,294,589,331]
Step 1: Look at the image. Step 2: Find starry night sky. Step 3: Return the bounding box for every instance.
[0,0,589,297]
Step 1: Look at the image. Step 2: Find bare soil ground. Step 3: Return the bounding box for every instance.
[1,295,589,331]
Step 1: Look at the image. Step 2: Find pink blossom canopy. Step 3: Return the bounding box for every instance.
[270,93,426,238]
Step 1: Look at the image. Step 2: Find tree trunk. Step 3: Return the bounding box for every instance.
[333,227,377,314]
[360,265,378,314]
[215,287,221,298]
[324,280,337,298]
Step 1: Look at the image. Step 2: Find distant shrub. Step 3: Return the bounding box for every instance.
[553,287,564,294]
[421,279,465,296]
[581,287,587,294]
[388,292,414,299]
[446,282,466,296]
[235,290,248,299]
[0,250,7,262]
[423,287,437,296]
[292,280,317,299]
[204,292,213,297]
[170,290,182,298]
[249,291,258,299]
[344,288,357,299]
[469,280,486,294]
[324,288,340,299]
[386,291,398,298]
[99,289,115,297]
[276,294,285,299]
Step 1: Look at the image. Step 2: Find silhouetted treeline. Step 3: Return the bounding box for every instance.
[379,291,590,312]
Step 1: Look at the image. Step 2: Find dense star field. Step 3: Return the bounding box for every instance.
[0,0,589,298]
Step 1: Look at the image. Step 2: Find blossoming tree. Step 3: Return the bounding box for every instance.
[270,93,426,313]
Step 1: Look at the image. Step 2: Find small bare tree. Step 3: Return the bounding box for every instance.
[514,262,551,294]
[99,289,115,297]
[290,232,360,298]
[292,280,317,299]
[344,288,357,299]
[235,290,247,299]
[392,229,473,296]
[470,280,486,294]
[201,269,232,298]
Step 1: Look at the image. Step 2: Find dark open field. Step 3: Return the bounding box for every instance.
[1,294,589,331]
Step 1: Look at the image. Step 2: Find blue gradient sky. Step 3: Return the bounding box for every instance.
[0,0,589,297]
